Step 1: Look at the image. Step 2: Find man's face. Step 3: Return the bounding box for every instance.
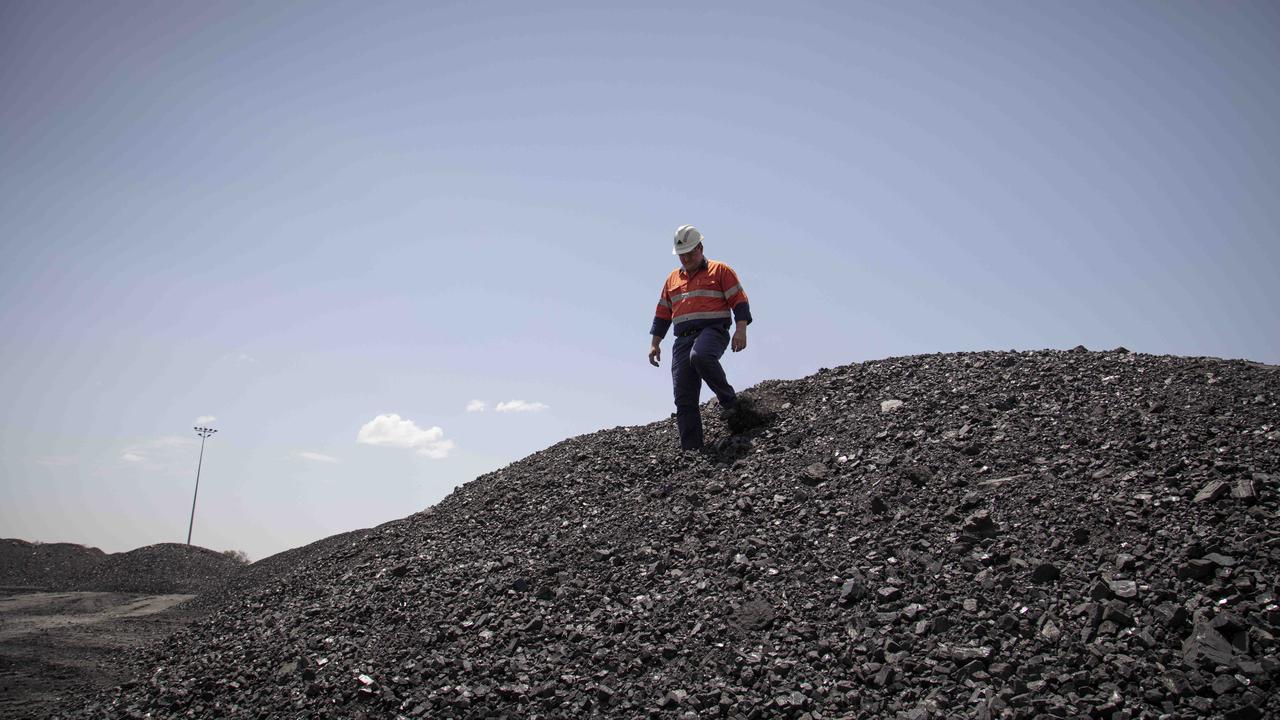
[678,243,704,272]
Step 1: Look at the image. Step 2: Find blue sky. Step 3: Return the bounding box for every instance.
[2,1,1277,562]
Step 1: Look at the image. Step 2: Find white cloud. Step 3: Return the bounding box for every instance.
[120,452,145,463]
[236,353,256,364]
[195,415,216,425]
[357,414,455,459]
[495,400,549,413]
[466,400,487,412]
[295,451,338,464]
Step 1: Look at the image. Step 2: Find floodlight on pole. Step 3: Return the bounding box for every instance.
[187,426,217,545]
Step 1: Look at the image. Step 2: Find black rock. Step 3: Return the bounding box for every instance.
[839,575,867,604]
[735,599,775,630]
[1232,479,1258,503]
[1031,562,1061,583]
[1183,621,1238,669]
[901,467,933,486]
[1195,480,1231,503]
[1178,559,1216,582]
[876,586,903,603]
[1224,704,1264,720]
[1089,578,1113,600]
[1107,579,1138,599]
[961,510,999,538]
[801,463,828,486]
[1103,600,1135,628]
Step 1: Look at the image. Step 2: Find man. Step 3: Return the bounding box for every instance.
[648,224,753,451]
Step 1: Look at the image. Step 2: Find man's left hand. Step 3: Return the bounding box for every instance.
[731,328,747,352]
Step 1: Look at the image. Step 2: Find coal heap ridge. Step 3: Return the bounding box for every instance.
[70,349,1279,719]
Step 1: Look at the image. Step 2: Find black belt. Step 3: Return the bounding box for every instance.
[675,328,701,338]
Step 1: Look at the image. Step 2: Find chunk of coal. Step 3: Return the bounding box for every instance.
[839,576,867,604]
[735,599,775,630]
[869,494,888,514]
[1183,621,1238,669]
[876,586,903,603]
[801,463,828,485]
[961,510,999,538]
[880,399,904,413]
[1178,559,1217,582]
[1231,479,1258,503]
[1107,579,1138,599]
[1031,562,1061,583]
[1195,481,1231,503]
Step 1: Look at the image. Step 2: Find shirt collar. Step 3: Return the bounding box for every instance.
[679,258,709,278]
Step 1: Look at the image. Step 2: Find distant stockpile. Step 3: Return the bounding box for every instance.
[66,349,1280,719]
[60,543,244,595]
[0,539,106,589]
[0,540,243,595]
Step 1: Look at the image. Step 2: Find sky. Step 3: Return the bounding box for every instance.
[2,1,1277,563]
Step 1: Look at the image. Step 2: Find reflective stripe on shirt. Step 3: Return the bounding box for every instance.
[671,289,727,303]
[675,310,732,322]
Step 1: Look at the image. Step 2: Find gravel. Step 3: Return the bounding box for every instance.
[63,349,1280,719]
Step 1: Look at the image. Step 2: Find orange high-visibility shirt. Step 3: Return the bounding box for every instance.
[651,259,751,338]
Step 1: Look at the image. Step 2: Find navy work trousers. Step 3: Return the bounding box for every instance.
[671,326,737,450]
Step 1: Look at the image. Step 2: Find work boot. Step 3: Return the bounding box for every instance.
[719,394,747,418]
[718,397,739,418]
[723,395,771,433]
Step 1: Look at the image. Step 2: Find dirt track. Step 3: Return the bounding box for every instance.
[0,591,198,719]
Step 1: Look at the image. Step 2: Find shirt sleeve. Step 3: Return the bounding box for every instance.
[720,265,752,325]
[650,281,673,338]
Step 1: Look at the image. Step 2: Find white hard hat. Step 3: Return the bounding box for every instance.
[673,225,702,254]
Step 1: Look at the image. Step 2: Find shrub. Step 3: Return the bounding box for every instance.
[221,549,250,564]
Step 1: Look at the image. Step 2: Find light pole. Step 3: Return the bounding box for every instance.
[187,426,217,545]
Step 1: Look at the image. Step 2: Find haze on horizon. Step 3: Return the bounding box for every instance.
[2,1,1277,563]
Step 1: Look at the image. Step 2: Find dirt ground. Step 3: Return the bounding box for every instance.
[0,590,200,719]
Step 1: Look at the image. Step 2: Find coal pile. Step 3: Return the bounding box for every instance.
[0,539,106,589]
[69,350,1279,719]
[55,543,244,595]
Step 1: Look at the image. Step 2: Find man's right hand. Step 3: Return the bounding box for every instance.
[648,344,661,367]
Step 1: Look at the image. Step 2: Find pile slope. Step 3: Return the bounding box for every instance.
[72,350,1278,719]
[187,528,374,614]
